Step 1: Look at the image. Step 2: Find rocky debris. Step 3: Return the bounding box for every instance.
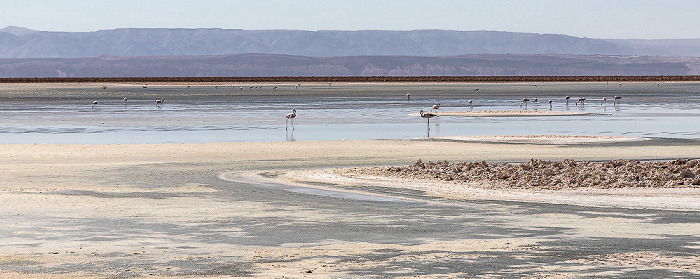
[343,159,700,190]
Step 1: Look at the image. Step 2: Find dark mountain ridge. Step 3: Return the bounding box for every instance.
[2,53,699,78]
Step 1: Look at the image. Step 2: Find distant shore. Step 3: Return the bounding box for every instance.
[2,75,700,84]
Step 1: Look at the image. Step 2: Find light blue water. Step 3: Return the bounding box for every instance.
[0,82,699,144]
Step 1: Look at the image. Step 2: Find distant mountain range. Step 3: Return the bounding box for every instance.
[2,27,700,77]
[3,26,700,58]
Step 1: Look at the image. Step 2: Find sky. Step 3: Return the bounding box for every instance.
[2,0,700,39]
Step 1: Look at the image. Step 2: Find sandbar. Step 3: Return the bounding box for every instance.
[434,134,646,144]
[411,110,600,117]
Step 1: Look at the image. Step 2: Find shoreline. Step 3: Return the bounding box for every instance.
[277,168,700,212]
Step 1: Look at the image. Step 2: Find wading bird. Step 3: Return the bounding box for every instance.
[155,98,164,108]
[420,110,437,124]
[432,102,440,113]
[548,99,553,109]
[614,96,622,105]
[91,101,98,109]
[468,100,473,110]
[565,96,571,104]
[520,98,530,108]
[601,97,607,105]
[575,97,586,106]
[286,108,296,130]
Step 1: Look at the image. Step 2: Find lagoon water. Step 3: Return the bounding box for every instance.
[0,82,699,144]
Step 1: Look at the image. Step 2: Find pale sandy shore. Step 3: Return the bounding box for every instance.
[2,137,700,277]
[410,110,600,117]
[279,168,700,212]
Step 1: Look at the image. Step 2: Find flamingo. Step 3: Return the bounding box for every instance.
[614,96,622,105]
[468,100,473,110]
[123,97,128,103]
[601,97,607,105]
[565,96,571,104]
[548,99,553,109]
[406,94,410,101]
[533,98,539,106]
[432,102,440,113]
[575,97,586,106]
[520,98,530,108]
[286,108,296,130]
[420,110,438,124]
[102,85,107,90]
[155,98,164,108]
[474,88,479,91]
[91,101,98,109]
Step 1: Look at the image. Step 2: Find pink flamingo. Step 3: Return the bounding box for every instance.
[286,109,296,130]
[520,98,530,108]
[420,110,438,124]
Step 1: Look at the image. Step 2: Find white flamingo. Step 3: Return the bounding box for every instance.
[286,109,296,130]
[431,102,440,113]
[155,98,164,108]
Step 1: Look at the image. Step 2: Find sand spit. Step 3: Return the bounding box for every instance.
[416,110,600,117]
[281,158,700,211]
[435,135,646,144]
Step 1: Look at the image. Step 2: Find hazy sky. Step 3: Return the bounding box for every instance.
[2,0,699,39]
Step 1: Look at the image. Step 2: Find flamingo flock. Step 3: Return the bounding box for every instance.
[88,84,630,137]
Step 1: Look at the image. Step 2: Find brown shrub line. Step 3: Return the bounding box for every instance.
[2,76,700,84]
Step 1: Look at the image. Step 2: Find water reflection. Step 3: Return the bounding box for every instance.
[286,129,296,141]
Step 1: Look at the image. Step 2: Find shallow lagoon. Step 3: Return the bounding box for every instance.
[0,82,698,144]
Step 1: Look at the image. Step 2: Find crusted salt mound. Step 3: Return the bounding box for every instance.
[343,158,700,190]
